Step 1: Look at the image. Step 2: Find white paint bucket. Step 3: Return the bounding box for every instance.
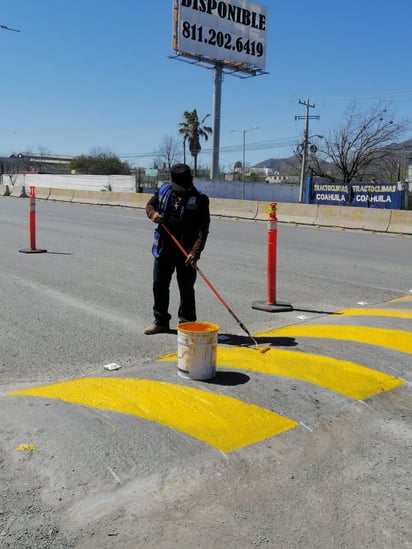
[177,322,219,380]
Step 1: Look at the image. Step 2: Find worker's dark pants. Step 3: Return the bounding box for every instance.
[152,253,197,326]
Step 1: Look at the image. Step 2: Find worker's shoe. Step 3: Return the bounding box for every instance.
[144,324,169,335]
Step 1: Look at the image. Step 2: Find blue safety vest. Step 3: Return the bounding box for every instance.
[151,183,205,259]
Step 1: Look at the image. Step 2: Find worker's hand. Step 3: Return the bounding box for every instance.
[185,252,198,268]
[151,212,164,224]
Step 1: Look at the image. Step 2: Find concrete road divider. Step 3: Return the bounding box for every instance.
[255,201,270,221]
[48,188,74,202]
[10,185,27,198]
[387,210,412,235]
[109,192,148,208]
[72,190,107,205]
[34,187,51,200]
[70,190,149,208]
[270,202,318,225]
[0,184,11,196]
[315,205,391,232]
[2,186,411,235]
[209,197,258,219]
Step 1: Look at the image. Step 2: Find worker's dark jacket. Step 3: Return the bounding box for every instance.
[146,183,210,260]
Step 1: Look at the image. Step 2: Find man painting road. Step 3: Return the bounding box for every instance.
[144,163,210,334]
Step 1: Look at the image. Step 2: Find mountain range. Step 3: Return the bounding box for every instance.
[253,138,412,173]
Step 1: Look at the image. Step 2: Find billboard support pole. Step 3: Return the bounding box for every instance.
[210,63,223,181]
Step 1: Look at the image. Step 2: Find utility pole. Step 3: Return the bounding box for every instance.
[295,99,319,203]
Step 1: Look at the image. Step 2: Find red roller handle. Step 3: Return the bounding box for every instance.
[161,223,254,340]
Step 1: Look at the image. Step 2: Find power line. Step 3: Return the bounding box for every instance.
[117,136,300,160]
[316,90,412,105]
[0,24,21,32]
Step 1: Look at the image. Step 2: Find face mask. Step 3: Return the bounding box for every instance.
[176,187,192,197]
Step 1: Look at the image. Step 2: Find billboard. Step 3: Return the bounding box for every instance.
[173,0,267,74]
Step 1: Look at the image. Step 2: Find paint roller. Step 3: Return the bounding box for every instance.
[162,223,270,353]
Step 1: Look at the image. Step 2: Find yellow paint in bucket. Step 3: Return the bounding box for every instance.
[177,322,219,380]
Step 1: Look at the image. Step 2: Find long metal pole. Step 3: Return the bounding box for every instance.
[299,110,309,203]
[242,130,246,200]
[297,99,319,203]
[162,223,259,347]
[210,63,223,181]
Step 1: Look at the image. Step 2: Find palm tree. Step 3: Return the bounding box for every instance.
[178,109,212,176]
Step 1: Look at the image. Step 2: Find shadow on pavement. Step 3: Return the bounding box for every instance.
[203,371,250,386]
[218,333,297,348]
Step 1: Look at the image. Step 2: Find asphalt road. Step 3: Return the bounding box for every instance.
[1,196,411,548]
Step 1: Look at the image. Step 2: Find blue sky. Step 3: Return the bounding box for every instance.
[2,0,412,171]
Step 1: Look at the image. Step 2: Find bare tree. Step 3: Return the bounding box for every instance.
[309,102,409,183]
[4,163,20,187]
[233,160,242,180]
[154,135,181,170]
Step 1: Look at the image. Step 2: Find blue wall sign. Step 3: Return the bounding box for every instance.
[308,180,404,209]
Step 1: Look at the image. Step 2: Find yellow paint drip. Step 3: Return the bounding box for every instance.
[334,308,412,320]
[159,347,402,400]
[256,325,412,356]
[16,444,36,451]
[8,378,297,453]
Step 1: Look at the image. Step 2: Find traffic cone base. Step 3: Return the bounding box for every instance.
[252,300,293,313]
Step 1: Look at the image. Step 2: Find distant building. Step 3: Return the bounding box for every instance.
[0,152,74,174]
[265,174,299,184]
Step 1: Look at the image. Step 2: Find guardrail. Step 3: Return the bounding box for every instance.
[1,185,411,235]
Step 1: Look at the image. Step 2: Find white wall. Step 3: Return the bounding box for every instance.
[2,173,301,202]
[187,178,299,202]
[3,173,137,192]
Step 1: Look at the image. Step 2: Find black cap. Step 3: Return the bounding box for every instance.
[171,163,193,192]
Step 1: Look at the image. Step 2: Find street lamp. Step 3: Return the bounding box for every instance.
[230,126,259,199]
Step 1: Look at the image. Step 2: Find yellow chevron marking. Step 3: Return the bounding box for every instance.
[387,295,412,303]
[334,308,412,320]
[256,325,412,355]
[8,378,297,453]
[160,347,403,400]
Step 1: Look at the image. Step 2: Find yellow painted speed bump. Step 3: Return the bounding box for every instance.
[388,295,412,303]
[8,378,297,453]
[257,325,412,355]
[160,347,402,400]
[334,308,412,320]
